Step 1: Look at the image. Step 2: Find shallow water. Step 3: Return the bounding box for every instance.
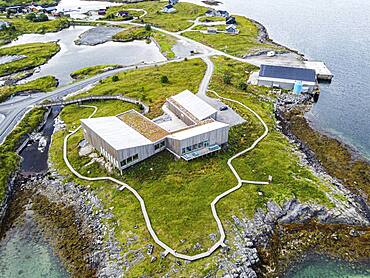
[0,227,68,278]
[186,0,370,160]
[284,255,370,278]
[7,26,166,85]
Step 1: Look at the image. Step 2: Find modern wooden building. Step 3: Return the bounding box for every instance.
[81,91,230,171]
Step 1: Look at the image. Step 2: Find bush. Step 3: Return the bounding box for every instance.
[238,82,248,91]
[160,75,169,84]
[25,13,37,21]
[223,72,232,84]
[145,24,152,31]
[112,75,119,82]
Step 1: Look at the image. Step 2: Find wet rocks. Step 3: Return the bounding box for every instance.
[75,27,123,46]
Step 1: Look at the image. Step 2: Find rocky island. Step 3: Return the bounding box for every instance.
[0,0,369,277]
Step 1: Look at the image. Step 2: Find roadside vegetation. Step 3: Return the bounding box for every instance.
[0,76,58,103]
[0,42,60,77]
[0,16,69,45]
[48,57,336,276]
[183,16,283,57]
[0,0,58,7]
[70,65,122,81]
[113,26,177,59]
[0,107,47,202]
[106,2,208,32]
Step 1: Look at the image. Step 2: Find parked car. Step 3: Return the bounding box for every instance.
[219,106,228,111]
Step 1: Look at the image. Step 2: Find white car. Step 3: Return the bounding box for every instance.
[267,51,276,57]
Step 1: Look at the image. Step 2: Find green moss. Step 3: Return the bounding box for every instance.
[113,26,151,42]
[283,106,370,203]
[70,65,122,80]
[0,16,69,45]
[0,76,58,103]
[106,2,208,32]
[0,42,60,76]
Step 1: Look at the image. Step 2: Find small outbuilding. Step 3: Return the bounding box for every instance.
[217,10,230,18]
[226,24,239,34]
[169,0,179,5]
[226,16,236,25]
[162,4,176,13]
[257,64,317,93]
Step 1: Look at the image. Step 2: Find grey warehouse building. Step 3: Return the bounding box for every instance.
[257,64,317,93]
[81,90,230,171]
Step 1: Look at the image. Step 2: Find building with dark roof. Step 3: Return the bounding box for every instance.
[257,64,317,93]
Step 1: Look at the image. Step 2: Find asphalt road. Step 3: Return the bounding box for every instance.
[0,60,172,144]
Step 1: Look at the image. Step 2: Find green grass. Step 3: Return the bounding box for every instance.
[106,2,208,32]
[198,16,225,22]
[70,65,122,80]
[112,26,151,42]
[113,26,177,59]
[48,58,334,276]
[0,16,69,45]
[71,58,206,118]
[0,75,58,103]
[102,7,145,21]
[183,16,282,57]
[0,107,46,202]
[0,0,58,7]
[0,42,60,77]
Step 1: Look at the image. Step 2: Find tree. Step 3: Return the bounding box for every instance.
[25,13,37,22]
[112,75,119,82]
[37,13,49,22]
[160,75,169,84]
[145,24,152,31]
[223,72,232,85]
[238,82,248,91]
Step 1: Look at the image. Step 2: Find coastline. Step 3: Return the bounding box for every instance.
[0,2,369,277]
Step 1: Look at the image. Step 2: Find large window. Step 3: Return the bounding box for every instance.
[121,153,139,168]
[154,140,166,151]
[182,140,210,155]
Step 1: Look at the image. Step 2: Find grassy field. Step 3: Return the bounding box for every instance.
[0,76,57,103]
[70,65,122,80]
[0,16,69,45]
[47,57,337,276]
[106,2,208,32]
[70,58,206,117]
[0,0,58,7]
[0,42,60,77]
[183,16,282,57]
[0,107,46,202]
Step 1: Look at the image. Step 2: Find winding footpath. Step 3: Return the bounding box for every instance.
[63,64,270,260]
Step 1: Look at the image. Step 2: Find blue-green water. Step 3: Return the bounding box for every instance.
[0,218,69,278]
[284,255,370,278]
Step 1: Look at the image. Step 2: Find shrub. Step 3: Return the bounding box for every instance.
[112,75,119,82]
[223,72,232,84]
[145,24,152,31]
[160,75,169,84]
[238,82,248,91]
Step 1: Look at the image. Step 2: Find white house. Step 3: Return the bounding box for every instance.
[169,0,179,5]
[226,24,239,34]
[162,4,176,13]
[81,90,230,171]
